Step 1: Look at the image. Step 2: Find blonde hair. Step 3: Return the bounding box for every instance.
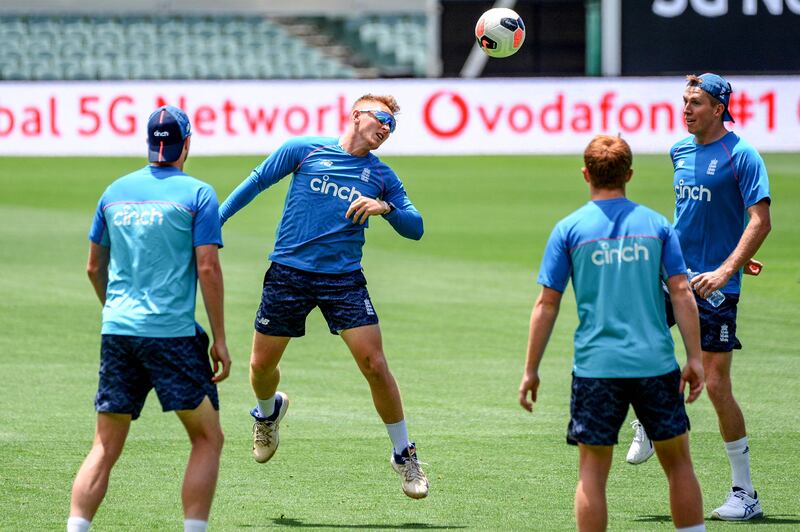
[583,135,632,189]
[352,94,400,114]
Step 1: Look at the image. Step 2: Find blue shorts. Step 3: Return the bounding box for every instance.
[665,292,742,352]
[95,326,219,420]
[567,369,689,446]
[254,262,379,337]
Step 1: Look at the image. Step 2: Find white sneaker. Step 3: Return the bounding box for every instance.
[251,392,289,464]
[711,488,763,521]
[626,420,655,465]
[391,443,429,499]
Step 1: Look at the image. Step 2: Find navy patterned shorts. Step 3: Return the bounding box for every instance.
[254,262,379,337]
[567,369,689,446]
[95,326,219,420]
[665,292,742,352]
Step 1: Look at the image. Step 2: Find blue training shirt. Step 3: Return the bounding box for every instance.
[88,166,223,337]
[219,136,423,274]
[671,131,770,294]
[538,198,686,378]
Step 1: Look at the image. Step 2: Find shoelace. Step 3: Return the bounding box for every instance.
[401,458,428,483]
[630,420,645,443]
[254,420,276,446]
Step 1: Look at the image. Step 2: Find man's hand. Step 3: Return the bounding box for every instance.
[679,358,704,403]
[518,371,541,412]
[689,268,731,299]
[744,258,763,276]
[210,341,231,383]
[346,197,390,224]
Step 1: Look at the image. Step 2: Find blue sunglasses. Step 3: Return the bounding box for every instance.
[357,109,396,133]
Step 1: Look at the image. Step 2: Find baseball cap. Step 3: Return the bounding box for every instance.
[696,73,735,123]
[147,105,192,163]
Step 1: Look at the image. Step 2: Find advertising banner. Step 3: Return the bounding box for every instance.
[621,1,800,75]
[0,77,798,156]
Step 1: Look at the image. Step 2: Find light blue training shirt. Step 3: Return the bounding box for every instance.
[88,166,223,337]
[671,131,770,294]
[218,136,423,274]
[538,198,686,378]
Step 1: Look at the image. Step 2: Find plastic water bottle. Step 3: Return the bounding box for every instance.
[687,269,725,308]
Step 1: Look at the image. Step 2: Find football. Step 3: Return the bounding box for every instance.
[475,8,526,58]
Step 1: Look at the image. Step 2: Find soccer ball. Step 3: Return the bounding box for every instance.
[475,8,526,58]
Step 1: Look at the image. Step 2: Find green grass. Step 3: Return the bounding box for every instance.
[1,153,799,530]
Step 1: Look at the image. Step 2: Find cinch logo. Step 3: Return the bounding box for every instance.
[675,179,712,202]
[309,175,362,202]
[152,130,170,137]
[112,205,164,226]
[591,240,650,266]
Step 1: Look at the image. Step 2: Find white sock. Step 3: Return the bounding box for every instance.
[386,420,410,455]
[256,394,278,419]
[184,518,208,532]
[725,436,754,495]
[676,524,705,532]
[67,516,91,532]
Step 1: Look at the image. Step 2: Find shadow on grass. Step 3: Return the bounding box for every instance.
[267,517,466,529]
[633,514,800,526]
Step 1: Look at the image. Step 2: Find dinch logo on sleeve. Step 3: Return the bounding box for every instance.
[591,240,650,266]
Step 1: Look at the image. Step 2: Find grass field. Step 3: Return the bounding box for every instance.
[1,153,799,530]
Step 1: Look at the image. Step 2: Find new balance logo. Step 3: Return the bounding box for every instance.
[257,317,270,326]
[320,159,333,167]
[309,175,362,202]
[591,240,650,266]
[677,160,685,168]
[707,158,718,175]
[675,179,712,202]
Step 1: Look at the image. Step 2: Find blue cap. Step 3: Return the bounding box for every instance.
[697,73,735,123]
[147,105,192,163]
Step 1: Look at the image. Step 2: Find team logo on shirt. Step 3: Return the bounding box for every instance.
[309,175,363,202]
[112,205,164,226]
[591,240,650,266]
[707,159,718,175]
[360,168,371,182]
[675,179,712,202]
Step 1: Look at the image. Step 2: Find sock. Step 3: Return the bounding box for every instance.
[725,436,754,496]
[676,525,705,532]
[386,420,410,455]
[67,516,91,532]
[184,519,208,532]
[256,394,278,419]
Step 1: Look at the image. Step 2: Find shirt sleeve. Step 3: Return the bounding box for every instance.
[660,223,686,278]
[193,185,224,248]
[218,138,307,225]
[379,166,424,240]
[88,195,110,247]
[537,224,571,293]
[736,147,771,208]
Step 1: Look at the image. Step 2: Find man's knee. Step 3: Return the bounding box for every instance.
[358,352,390,380]
[705,373,733,403]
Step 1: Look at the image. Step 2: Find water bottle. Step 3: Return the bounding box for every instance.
[687,269,725,308]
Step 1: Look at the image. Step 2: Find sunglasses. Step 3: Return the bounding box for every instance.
[357,109,396,133]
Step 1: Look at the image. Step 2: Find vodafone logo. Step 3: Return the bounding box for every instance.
[423,91,469,138]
